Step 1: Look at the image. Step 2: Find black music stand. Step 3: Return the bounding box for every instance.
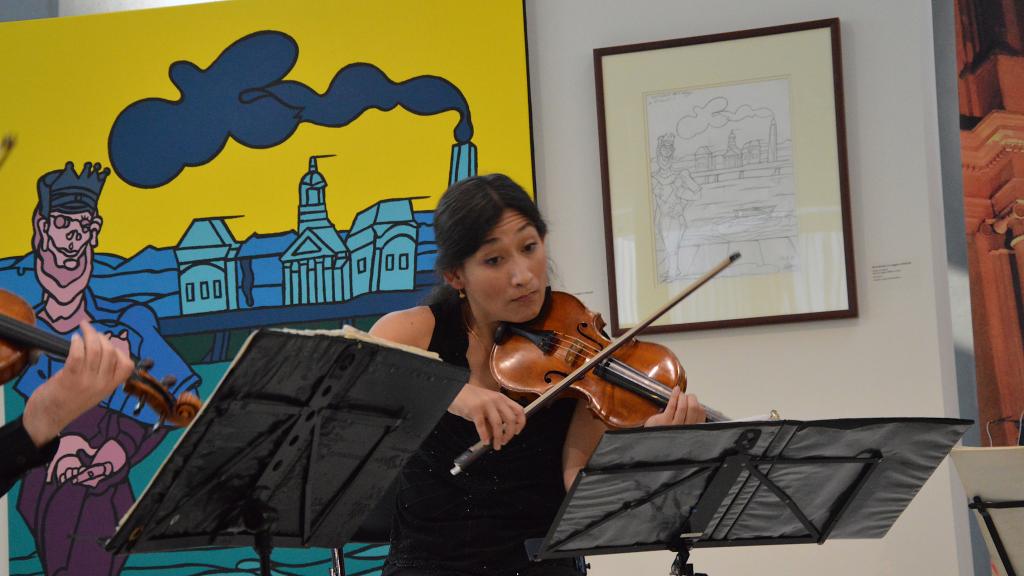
[529,418,971,576]
[105,327,467,576]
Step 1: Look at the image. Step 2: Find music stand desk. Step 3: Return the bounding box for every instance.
[106,327,467,575]
[533,418,970,575]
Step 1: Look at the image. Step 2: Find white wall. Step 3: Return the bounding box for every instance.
[58,0,218,16]
[527,1,969,575]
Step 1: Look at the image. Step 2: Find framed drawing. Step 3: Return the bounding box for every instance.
[595,18,856,334]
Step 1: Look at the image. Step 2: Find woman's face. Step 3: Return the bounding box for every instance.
[449,209,548,326]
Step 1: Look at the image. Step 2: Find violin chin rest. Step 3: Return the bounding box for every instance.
[493,322,510,343]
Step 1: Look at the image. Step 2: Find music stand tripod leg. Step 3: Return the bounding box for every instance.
[669,546,708,576]
[330,548,346,576]
[242,499,279,576]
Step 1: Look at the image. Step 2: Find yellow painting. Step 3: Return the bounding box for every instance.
[0,1,533,574]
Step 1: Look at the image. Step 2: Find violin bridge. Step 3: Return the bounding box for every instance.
[564,341,585,367]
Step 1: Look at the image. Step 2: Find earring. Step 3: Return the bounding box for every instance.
[458,289,466,300]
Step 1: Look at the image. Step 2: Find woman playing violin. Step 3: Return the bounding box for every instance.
[371,174,705,576]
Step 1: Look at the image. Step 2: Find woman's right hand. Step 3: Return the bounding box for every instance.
[448,383,526,450]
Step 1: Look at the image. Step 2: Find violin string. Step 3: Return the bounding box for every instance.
[501,325,674,401]
[0,315,70,357]
[547,343,672,403]
[542,332,627,368]
[538,335,671,401]
[545,332,604,356]
[541,336,600,360]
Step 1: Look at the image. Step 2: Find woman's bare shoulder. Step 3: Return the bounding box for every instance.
[369,305,435,351]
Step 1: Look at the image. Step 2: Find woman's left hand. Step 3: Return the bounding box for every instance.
[644,387,706,427]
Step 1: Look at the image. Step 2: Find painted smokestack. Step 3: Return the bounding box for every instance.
[449,142,478,186]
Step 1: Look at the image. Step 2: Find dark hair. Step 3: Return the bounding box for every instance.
[427,173,546,304]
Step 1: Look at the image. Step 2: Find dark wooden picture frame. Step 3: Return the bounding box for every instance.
[595,18,856,334]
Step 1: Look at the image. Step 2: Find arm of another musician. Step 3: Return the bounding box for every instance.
[0,417,59,497]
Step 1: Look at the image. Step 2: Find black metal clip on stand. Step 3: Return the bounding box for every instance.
[105,327,467,576]
[528,417,970,576]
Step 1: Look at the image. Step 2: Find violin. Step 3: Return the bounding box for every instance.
[451,253,740,474]
[492,290,691,429]
[0,289,201,427]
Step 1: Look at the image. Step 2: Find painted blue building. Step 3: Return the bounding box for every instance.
[236,231,295,309]
[281,156,350,305]
[346,199,418,298]
[174,217,240,315]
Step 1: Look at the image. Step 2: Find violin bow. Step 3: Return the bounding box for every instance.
[451,251,741,475]
[0,133,14,172]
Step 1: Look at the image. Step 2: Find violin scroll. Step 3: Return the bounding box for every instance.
[122,364,201,426]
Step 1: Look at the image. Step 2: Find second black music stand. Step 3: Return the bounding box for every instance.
[530,417,971,575]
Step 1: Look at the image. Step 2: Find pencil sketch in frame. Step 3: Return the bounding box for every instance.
[595,18,857,334]
[645,77,797,284]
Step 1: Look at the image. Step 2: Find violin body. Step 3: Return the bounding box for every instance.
[0,289,37,383]
[490,290,686,429]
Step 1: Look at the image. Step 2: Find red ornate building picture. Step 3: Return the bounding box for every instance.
[956,0,1024,446]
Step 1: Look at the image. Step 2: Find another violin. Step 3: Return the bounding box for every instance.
[0,289,200,427]
[492,290,690,429]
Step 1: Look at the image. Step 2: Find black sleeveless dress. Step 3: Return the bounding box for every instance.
[383,297,582,576]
